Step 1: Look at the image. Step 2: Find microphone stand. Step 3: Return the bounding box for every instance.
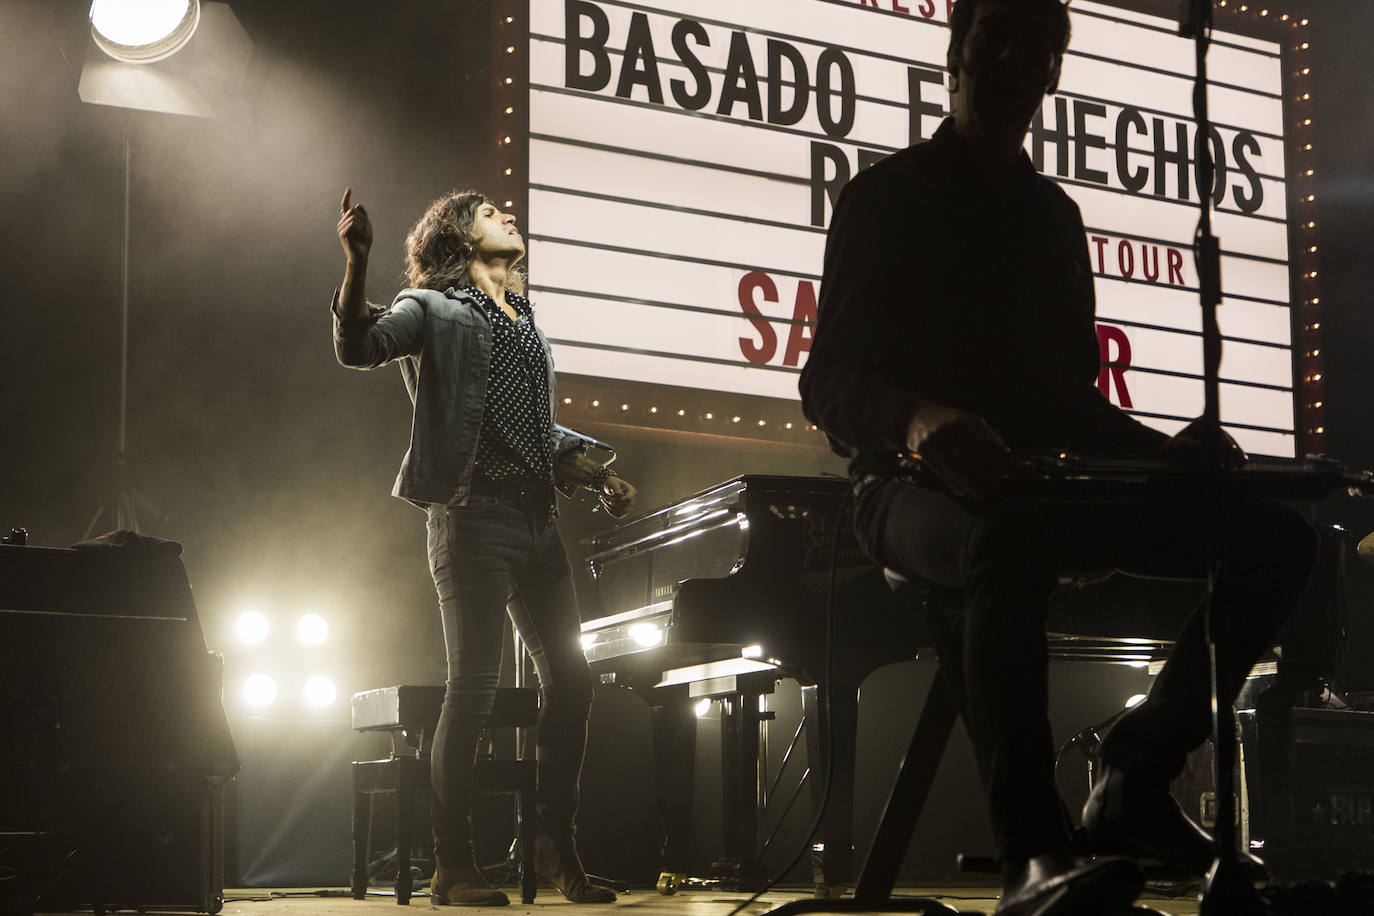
[1178,1,1266,912]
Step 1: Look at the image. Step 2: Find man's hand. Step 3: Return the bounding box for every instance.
[1159,418,1248,470]
[338,188,372,264]
[600,476,637,518]
[906,404,1015,500]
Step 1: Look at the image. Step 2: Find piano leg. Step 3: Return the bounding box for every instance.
[802,682,858,894]
[719,685,769,891]
[650,688,698,880]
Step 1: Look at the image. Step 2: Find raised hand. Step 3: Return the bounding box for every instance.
[337,187,373,264]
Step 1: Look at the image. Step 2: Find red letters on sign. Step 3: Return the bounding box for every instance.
[1096,323,1133,408]
[737,271,819,368]
[857,0,946,18]
[738,270,780,364]
[1089,234,1187,288]
[784,281,817,367]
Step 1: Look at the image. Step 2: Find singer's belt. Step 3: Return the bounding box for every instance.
[468,474,555,508]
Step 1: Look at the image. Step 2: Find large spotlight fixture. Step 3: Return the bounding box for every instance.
[90,0,202,65]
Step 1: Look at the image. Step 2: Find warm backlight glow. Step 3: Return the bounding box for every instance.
[243,673,278,707]
[629,622,663,647]
[304,676,338,707]
[297,613,329,646]
[235,610,269,644]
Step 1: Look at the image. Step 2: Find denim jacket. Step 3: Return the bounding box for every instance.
[332,286,587,507]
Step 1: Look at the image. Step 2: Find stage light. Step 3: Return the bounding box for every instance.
[90,0,201,64]
[694,698,713,717]
[1125,693,1147,708]
[243,673,278,707]
[297,613,329,646]
[304,675,337,707]
[580,633,599,650]
[742,645,763,658]
[235,609,269,644]
[629,623,663,647]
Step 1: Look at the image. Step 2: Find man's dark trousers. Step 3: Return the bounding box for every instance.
[853,476,1317,861]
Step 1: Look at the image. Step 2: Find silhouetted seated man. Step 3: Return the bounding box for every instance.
[799,0,1317,913]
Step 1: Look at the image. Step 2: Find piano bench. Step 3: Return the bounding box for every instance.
[350,686,540,906]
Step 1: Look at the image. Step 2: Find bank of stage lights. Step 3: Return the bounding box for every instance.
[233,607,337,711]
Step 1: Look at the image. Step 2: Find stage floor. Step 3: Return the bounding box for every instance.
[217,885,1207,916]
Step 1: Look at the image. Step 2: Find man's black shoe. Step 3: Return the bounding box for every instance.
[995,853,1143,916]
[1082,764,1266,876]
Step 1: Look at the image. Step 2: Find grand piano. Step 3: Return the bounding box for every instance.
[577,464,1368,892]
[579,475,924,891]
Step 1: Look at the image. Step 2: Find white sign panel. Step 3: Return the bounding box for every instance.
[528,0,1294,456]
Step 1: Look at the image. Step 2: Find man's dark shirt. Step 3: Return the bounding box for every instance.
[466,287,555,485]
[800,118,1166,479]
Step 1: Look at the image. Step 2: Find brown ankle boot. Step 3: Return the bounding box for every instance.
[431,859,510,907]
[535,831,616,904]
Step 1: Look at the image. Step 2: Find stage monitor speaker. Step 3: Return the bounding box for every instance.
[1248,705,1374,882]
[0,543,239,914]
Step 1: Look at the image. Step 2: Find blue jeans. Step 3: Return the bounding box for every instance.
[853,477,1318,863]
[425,496,595,865]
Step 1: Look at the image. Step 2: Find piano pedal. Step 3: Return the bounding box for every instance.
[656,872,686,896]
[812,882,850,899]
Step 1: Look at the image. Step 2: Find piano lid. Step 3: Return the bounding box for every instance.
[579,476,918,686]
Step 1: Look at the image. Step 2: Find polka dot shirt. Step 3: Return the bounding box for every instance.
[466,287,554,487]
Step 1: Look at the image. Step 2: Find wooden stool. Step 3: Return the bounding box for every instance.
[350,686,540,905]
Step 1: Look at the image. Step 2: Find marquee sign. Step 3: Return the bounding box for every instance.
[522,0,1315,457]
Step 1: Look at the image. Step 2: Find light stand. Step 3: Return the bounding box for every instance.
[78,2,252,538]
[1177,0,1266,912]
[85,127,165,538]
